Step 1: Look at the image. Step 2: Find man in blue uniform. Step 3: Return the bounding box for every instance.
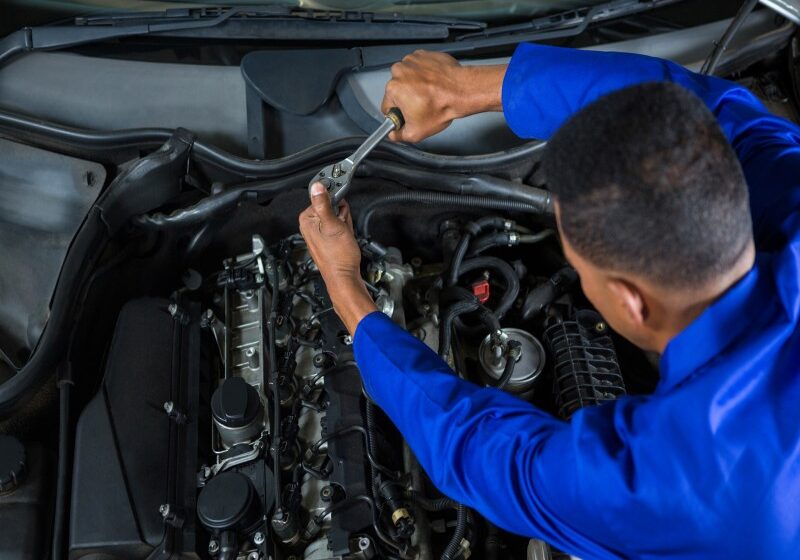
[298,44,800,558]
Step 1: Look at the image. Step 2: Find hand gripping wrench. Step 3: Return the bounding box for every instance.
[308,107,405,208]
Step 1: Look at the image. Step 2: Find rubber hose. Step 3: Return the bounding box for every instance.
[441,504,469,560]
[358,191,541,240]
[135,172,308,230]
[521,267,579,321]
[455,257,520,320]
[496,341,522,390]
[447,216,511,287]
[438,299,482,360]
[266,255,283,512]
[52,376,72,560]
[365,399,382,498]
[0,108,546,177]
[468,230,555,257]
[358,161,552,210]
[412,493,460,512]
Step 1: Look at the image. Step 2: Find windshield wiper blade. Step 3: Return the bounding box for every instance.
[76,5,484,31]
[0,5,485,65]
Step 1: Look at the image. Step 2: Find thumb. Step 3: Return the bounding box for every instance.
[309,182,336,219]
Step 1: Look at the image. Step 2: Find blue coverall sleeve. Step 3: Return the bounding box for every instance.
[503,43,800,243]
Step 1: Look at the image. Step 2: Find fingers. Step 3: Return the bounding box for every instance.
[338,201,355,230]
[309,182,338,222]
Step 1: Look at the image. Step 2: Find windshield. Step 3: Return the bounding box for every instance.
[3,0,612,24]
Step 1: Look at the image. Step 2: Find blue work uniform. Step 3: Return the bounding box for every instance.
[352,44,800,559]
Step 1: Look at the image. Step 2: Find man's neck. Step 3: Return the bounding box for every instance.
[654,241,756,353]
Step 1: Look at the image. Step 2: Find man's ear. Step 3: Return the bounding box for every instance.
[606,277,648,326]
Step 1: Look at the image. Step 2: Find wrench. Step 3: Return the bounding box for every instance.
[308,107,404,208]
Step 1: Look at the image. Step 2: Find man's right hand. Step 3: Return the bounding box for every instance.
[381,50,507,143]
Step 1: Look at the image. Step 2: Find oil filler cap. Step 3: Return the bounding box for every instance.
[0,435,25,493]
[212,377,261,428]
[197,471,259,531]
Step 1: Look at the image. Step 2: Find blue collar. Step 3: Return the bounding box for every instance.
[658,254,775,392]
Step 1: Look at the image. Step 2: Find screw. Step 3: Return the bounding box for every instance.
[167,303,178,317]
[245,347,256,357]
[247,553,260,560]
[358,536,371,551]
[320,485,333,501]
[159,504,170,517]
[595,322,607,333]
[313,353,327,368]
[253,531,265,545]
[163,401,174,414]
[208,540,220,554]
[342,334,353,346]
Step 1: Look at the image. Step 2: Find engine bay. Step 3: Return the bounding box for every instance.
[1,3,798,559]
[65,177,651,560]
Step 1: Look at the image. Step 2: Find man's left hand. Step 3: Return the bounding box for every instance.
[298,183,377,334]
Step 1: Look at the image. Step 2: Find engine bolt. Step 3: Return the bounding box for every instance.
[253,532,266,546]
[595,322,607,333]
[313,353,327,368]
[208,540,220,554]
[358,536,371,551]
[163,401,174,415]
[247,553,259,560]
[158,504,170,517]
[320,485,334,501]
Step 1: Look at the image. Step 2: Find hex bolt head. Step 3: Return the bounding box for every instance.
[163,401,174,415]
[253,532,266,546]
[208,540,220,554]
[358,536,371,551]
[158,504,170,517]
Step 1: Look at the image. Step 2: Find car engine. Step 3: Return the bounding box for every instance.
[66,183,632,560]
[2,3,793,559]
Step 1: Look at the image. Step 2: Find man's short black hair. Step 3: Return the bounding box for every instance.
[543,81,752,288]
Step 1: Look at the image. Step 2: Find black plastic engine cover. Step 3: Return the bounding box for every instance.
[315,280,374,556]
[69,297,201,559]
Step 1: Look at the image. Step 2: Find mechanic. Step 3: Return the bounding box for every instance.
[299,44,800,558]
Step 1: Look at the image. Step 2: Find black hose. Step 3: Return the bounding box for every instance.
[454,257,520,320]
[495,341,522,391]
[700,0,760,76]
[358,191,542,240]
[446,216,511,287]
[521,266,579,321]
[438,287,501,360]
[438,299,483,360]
[412,493,460,512]
[357,161,552,208]
[134,176,301,230]
[266,255,283,513]
[52,367,73,560]
[441,504,469,560]
[0,108,546,177]
[467,230,554,257]
[365,399,382,499]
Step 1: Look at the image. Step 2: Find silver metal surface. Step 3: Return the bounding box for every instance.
[479,328,545,392]
[309,114,398,205]
[213,408,265,449]
[760,0,800,24]
[212,236,269,455]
